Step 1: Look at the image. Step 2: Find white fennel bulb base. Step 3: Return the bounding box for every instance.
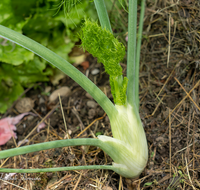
[98,103,148,178]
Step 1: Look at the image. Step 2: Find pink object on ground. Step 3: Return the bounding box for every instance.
[0,113,34,145]
[37,122,46,132]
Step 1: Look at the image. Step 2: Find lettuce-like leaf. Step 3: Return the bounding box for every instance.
[0,0,95,113]
[0,57,53,113]
[0,0,34,65]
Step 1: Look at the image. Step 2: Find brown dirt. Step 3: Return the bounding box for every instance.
[0,0,200,189]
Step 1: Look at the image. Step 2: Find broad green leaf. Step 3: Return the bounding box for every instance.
[0,40,34,65]
[0,58,53,113]
[0,0,97,113]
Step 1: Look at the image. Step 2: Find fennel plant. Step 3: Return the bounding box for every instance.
[0,0,147,178]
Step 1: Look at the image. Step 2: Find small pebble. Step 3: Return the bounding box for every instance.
[68,129,72,135]
[156,137,165,142]
[15,97,34,113]
[87,100,97,108]
[49,86,71,102]
[91,68,100,75]
[27,115,34,121]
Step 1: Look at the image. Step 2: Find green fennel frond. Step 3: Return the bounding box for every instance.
[80,20,127,105]
[80,20,125,76]
[52,0,83,26]
[56,0,82,13]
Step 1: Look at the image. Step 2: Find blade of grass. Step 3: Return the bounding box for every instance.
[0,138,101,159]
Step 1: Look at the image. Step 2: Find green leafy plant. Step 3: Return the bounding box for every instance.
[0,0,147,178]
[0,0,96,113]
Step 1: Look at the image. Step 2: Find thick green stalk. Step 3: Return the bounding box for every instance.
[136,0,146,93]
[0,138,102,159]
[93,1,128,106]
[0,138,114,173]
[0,25,117,118]
[94,0,112,33]
[126,0,138,109]
[0,165,114,173]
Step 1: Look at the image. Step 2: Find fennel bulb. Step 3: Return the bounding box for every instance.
[98,103,148,178]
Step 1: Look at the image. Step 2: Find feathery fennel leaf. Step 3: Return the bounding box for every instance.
[80,20,128,105]
[80,20,125,76]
